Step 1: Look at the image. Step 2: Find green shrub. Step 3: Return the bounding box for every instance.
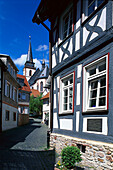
[61,146,82,169]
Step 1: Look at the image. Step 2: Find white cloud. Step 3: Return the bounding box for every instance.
[13,54,42,69]
[33,58,42,69]
[40,59,49,63]
[36,45,48,51]
[13,54,27,66]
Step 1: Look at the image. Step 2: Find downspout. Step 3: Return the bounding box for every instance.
[34,15,53,132]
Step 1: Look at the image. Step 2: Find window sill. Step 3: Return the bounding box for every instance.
[82,0,107,26]
[59,111,74,116]
[82,109,108,115]
[58,32,73,47]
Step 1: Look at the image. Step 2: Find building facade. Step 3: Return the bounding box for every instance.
[33,0,113,168]
[0,54,20,131]
[17,74,31,114]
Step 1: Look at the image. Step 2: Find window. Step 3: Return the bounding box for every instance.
[5,110,9,121]
[37,84,39,90]
[83,117,108,135]
[13,112,16,121]
[88,0,104,16]
[22,93,26,100]
[40,82,43,92]
[59,73,75,114]
[83,54,109,112]
[11,67,13,76]
[14,89,17,102]
[63,9,73,39]
[8,63,10,72]
[29,70,32,76]
[7,82,10,97]
[18,92,21,99]
[82,0,105,21]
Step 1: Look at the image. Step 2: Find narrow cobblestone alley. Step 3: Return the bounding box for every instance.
[0,118,55,170]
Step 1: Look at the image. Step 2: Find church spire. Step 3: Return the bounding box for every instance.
[27,36,33,62]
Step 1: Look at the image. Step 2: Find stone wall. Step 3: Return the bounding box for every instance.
[50,133,113,169]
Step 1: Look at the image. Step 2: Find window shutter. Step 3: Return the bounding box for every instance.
[10,84,12,98]
[5,80,7,96]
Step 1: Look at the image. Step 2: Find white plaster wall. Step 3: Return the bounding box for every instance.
[76,83,81,105]
[2,103,18,131]
[24,68,36,81]
[53,112,58,129]
[77,64,82,78]
[76,111,80,132]
[42,102,50,123]
[60,119,73,130]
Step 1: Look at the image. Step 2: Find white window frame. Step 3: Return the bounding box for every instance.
[83,54,109,112]
[59,72,74,114]
[82,0,105,22]
[83,117,108,135]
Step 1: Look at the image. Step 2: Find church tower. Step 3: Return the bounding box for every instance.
[23,36,36,81]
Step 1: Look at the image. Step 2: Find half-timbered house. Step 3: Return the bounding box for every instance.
[32,0,113,168]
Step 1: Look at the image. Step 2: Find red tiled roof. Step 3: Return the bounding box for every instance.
[41,92,49,100]
[30,89,40,97]
[17,74,31,92]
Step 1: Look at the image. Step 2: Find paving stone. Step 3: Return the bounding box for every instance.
[0,118,55,170]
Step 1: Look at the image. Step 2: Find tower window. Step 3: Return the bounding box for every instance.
[40,82,43,92]
[29,70,32,76]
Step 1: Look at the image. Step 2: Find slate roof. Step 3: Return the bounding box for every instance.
[28,68,41,86]
[30,89,40,97]
[41,92,49,100]
[17,74,31,92]
[28,65,49,86]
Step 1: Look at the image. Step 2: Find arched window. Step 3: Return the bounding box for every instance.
[40,82,43,92]
[37,84,39,90]
[29,70,32,76]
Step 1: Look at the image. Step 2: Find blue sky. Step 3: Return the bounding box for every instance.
[0,0,50,74]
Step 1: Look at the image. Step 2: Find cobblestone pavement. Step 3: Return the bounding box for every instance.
[0,118,55,170]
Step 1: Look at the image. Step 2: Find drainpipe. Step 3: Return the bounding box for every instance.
[34,15,53,132]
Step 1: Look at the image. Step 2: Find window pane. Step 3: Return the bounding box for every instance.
[97,0,104,7]
[89,99,96,107]
[100,77,106,87]
[69,96,72,103]
[91,81,98,89]
[64,104,67,110]
[69,103,72,110]
[70,78,73,84]
[64,89,68,96]
[88,1,95,16]
[89,68,96,76]
[90,89,97,98]
[64,97,68,103]
[99,63,106,72]
[100,87,106,96]
[99,97,106,106]
[64,80,68,86]
[69,87,73,96]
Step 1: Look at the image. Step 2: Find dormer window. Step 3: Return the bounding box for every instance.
[63,9,73,39]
